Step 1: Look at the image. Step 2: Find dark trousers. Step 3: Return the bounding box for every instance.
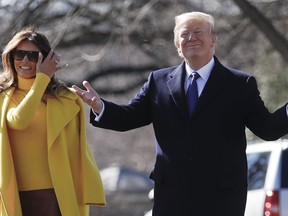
[19,188,61,216]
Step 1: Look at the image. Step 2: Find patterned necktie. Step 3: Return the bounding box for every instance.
[186,72,200,117]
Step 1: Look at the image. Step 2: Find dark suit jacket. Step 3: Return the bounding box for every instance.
[90,57,288,216]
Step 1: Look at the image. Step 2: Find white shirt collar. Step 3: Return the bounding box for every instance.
[185,57,215,82]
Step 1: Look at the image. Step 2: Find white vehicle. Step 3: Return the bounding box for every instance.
[245,139,288,216]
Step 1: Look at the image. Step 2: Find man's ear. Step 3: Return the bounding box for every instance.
[175,40,180,49]
[211,34,217,45]
[175,41,182,56]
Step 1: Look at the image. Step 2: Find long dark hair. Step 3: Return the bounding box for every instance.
[0,26,68,97]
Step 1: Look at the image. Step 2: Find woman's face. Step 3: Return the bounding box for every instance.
[13,40,41,79]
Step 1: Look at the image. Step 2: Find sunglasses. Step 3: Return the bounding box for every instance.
[13,50,40,62]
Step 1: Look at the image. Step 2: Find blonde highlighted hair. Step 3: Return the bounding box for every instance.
[0,26,67,97]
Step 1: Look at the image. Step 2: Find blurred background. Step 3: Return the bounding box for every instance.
[1,0,288,215]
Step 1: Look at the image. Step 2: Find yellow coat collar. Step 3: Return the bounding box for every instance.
[46,92,79,149]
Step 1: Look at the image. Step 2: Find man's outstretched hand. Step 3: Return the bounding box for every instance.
[72,81,103,114]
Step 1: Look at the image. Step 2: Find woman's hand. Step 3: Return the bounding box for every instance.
[36,50,68,78]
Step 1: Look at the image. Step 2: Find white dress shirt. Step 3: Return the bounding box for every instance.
[185,57,215,96]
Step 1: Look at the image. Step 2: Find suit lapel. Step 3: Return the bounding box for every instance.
[194,58,228,115]
[166,58,229,119]
[167,62,188,119]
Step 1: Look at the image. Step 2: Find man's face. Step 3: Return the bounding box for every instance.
[176,18,216,67]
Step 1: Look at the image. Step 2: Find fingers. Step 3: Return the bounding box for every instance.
[52,51,68,72]
[71,85,82,91]
[45,50,61,65]
[36,52,43,72]
[47,50,54,60]
[55,63,68,72]
[72,82,102,112]
[72,81,96,100]
[82,80,94,92]
[49,50,59,66]
[71,85,84,96]
[38,49,68,77]
[38,52,43,63]
[72,81,90,91]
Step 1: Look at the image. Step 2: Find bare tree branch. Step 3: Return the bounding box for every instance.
[233,0,288,62]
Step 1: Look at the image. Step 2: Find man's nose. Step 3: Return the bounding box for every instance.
[188,33,192,41]
[187,32,194,41]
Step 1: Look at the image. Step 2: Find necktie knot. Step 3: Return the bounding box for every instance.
[191,72,200,83]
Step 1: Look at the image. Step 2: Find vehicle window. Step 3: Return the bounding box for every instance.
[247,151,271,190]
[118,171,151,191]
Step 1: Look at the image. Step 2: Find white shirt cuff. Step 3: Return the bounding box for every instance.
[93,100,105,122]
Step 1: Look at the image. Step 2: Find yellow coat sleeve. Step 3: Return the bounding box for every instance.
[6,73,49,130]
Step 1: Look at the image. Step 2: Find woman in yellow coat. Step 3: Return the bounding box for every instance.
[0,26,106,216]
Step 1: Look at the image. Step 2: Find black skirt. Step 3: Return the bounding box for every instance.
[19,188,61,216]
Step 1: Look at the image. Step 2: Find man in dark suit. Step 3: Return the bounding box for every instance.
[72,11,288,216]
